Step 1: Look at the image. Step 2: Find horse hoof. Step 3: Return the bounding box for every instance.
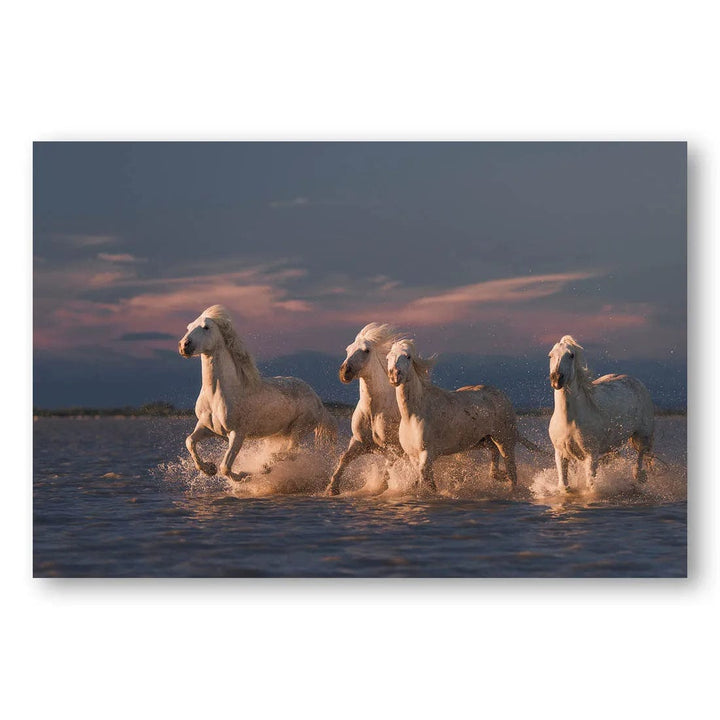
[202,463,217,476]
[324,484,340,496]
[634,470,647,484]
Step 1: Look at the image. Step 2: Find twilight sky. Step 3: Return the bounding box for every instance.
[33,142,686,407]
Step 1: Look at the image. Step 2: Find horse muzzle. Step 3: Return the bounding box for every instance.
[338,363,355,384]
[388,368,403,387]
[179,340,194,357]
[550,371,564,389]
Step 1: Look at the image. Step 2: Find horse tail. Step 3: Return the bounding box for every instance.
[315,406,338,448]
[518,434,554,458]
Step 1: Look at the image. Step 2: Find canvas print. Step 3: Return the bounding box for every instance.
[33,142,687,577]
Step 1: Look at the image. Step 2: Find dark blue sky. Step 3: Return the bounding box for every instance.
[33,142,686,407]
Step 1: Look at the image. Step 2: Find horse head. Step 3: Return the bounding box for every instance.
[178,310,223,358]
[548,335,584,389]
[339,322,398,383]
[339,336,373,383]
[387,340,415,387]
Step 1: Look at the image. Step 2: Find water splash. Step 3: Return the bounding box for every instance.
[156,427,686,505]
[528,454,686,504]
[155,437,334,497]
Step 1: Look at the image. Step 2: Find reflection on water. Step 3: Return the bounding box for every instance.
[34,417,686,577]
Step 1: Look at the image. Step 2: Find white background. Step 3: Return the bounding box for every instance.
[2,2,716,718]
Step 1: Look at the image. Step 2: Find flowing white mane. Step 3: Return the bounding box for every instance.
[356,322,403,356]
[202,304,261,387]
[397,338,436,385]
[559,334,595,394]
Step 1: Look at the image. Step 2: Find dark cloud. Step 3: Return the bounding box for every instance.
[118,331,176,341]
[33,142,686,407]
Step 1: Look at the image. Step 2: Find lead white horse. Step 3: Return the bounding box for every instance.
[324,323,403,495]
[387,339,519,491]
[548,335,654,492]
[178,305,337,482]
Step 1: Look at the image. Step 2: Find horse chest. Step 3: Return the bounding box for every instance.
[399,415,425,454]
[198,392,231,436]
[552,428,587,460]
[370,413,396,448]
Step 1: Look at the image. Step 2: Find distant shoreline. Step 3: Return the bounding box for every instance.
[33,401,687,420]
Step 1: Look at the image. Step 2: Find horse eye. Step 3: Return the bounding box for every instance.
[569,352,574,358]
[363,348,369,353]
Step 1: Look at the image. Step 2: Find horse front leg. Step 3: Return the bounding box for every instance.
[325,438,371,495]
[418,450,437,492]
[634,448,648,484]
[585,455,599,491]
[186,421,217,476]
[219,431,249,482]
[555,449,570,492]
[378,450,398,494]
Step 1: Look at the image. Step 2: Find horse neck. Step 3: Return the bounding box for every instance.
[201,344,242,395]
[554,377,591,421]
[395,369,424,420]
[358,351,396,413]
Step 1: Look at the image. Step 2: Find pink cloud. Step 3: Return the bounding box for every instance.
[97,253,146,264]
[34,264,317,355]
[395,272,597,325]
[34,262,667,362]
[89,271,131,287]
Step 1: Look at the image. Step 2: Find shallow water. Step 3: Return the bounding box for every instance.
[33,416,686,577]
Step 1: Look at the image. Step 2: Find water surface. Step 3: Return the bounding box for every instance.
[33,416,686,577]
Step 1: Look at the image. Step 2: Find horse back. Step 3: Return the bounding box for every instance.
[591,373,654,432]
[428,382,515,426]
[593,373,652,404]
[265,375,322,401]
[455,384,514,413]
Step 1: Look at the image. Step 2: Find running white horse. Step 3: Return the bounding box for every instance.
[324,323,404,495]
[387,339,519,491]
[178,305,337,482]
[548,335,654,492]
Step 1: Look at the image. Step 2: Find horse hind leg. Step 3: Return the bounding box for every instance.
[260,433,300,474]
[630,433,652,483]
[492,438,518,489]
[478,437,504,481]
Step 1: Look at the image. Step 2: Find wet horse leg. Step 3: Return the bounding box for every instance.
[186,421,217,476]
[219,430,249,482]
[493,438,518,488]
[325,439,372,495]
[418,450,437,492]
[555,449,570,492]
